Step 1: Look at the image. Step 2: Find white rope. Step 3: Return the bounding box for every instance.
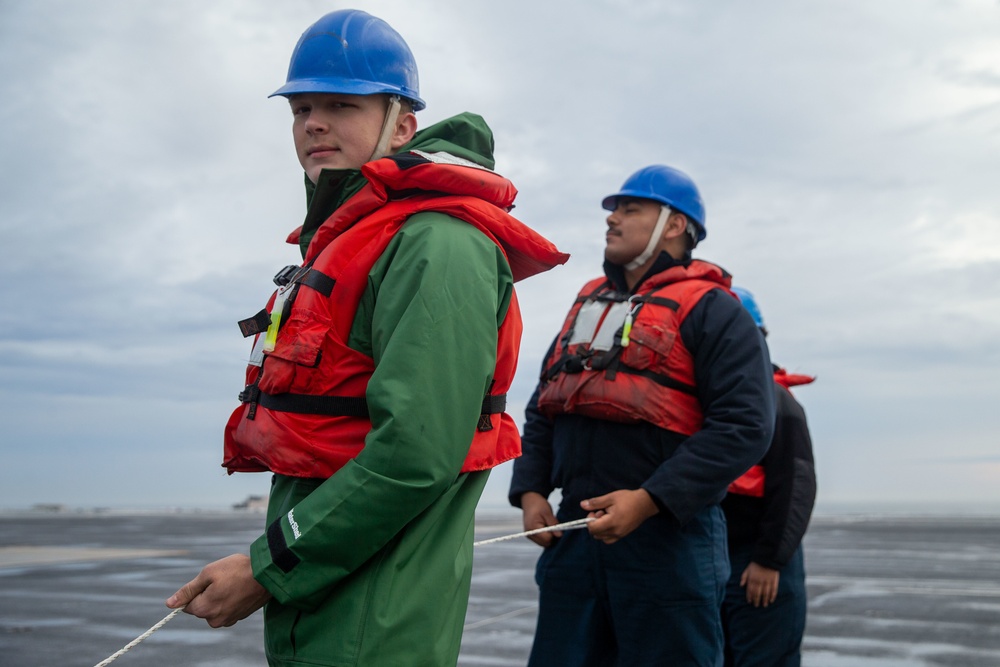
[473,517,594,546]
[92,605,185,667]
[463,605,537,631]
[92,519,592,665]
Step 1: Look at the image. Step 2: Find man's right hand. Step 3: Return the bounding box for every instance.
[166,554,271,628]
[520,491,561,547]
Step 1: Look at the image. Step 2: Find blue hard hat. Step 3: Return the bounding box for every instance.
[270,9,426,111]
[731,286,765,329]
[602,165,706,241]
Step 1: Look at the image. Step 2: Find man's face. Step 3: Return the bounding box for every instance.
[604,197,662,266]
[290,93,388,182]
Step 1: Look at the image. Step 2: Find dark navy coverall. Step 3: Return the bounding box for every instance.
[510,253,775,667]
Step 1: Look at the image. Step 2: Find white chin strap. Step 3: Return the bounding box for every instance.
[369,95,402,162]
[625,205,671,271]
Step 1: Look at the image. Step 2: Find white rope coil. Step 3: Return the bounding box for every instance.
[92,518,593,666]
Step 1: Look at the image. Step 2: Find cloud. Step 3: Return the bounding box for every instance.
[3,0,1000,512]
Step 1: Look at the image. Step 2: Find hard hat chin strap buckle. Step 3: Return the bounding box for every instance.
[369,95,403,162]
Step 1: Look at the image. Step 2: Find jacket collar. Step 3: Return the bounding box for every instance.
[604,251,691,294]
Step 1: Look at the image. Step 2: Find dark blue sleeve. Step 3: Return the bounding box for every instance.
[509,339,558,507]
[641,289,775,525]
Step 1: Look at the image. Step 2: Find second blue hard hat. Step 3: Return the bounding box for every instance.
[270,9,426,111]
[731,286,765,330]
[602,165,706,242]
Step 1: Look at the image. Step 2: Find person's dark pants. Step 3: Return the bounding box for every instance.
[527,505,729,667]
[722,544,806,667]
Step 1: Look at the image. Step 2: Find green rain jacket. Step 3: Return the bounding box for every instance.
[250,113,517,667]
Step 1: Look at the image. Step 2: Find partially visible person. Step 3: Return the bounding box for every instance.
[510,165,775,666]
[722,286,818,667]
[165,9,566,667]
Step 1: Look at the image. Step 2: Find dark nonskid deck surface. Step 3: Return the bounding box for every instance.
[2,511,999,667]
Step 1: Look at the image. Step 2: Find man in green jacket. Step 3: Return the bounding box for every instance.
[166,10,566,667]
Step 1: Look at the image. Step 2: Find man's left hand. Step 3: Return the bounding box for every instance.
[166,554,272,628]
[581,488,659,544]
[740,562,780,607]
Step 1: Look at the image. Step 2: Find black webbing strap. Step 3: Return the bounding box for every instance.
[296,269,335,297]
[238,380,261,420]
[633,295,680,310]
[259,392,370,417]
[266,519,301,573]
[273,264,336,297]
[237,309,271,338]
[572,285,680,309]
[586,290,680,310]
[617,365,698,396]
[481,394,507,414]
[235,267,335,339]
[243,390,507,419]
[582,281,619,304]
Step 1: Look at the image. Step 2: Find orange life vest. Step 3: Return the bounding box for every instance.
[222,152,568,478]
[537,260,733,435]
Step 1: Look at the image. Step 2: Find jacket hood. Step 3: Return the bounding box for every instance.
[292,112,498,257]
[401,112,496,170]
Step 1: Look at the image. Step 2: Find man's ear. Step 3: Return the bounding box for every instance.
[662,212,689,241]
[390,112,418,150]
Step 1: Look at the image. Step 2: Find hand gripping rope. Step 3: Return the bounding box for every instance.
[90,517,593,666]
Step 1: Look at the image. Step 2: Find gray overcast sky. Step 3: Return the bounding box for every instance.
[2,0,999,513]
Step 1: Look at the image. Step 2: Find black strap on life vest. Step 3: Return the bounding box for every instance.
[574,286,679,310]
[239,377,263,420]
[632,294,680,310]
[617,365,698,396]
[577,281,619,304]
[237,309,272,338]
[272,264,336,296]
[240,387,507,421]
[236,265,336,338]
[257,392,369,417]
